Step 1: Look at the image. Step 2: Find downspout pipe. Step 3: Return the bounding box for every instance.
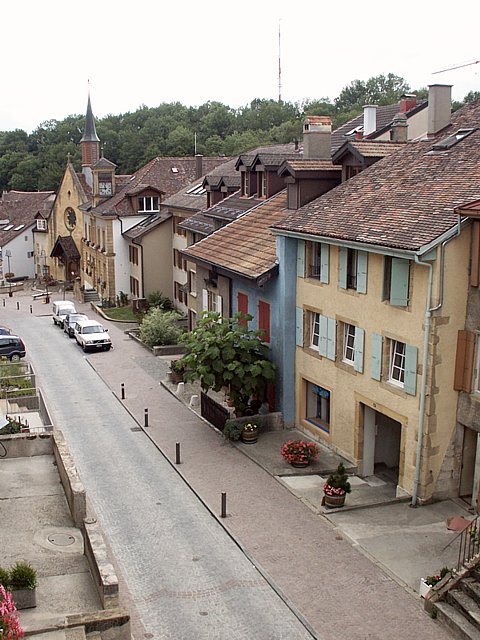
[411,216,463,506]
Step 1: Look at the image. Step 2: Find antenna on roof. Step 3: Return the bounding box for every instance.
[194,132,197,155]
[278,18,282,103]
[432,58,480,74]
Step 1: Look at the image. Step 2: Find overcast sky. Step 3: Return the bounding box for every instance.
[3,0,479,132]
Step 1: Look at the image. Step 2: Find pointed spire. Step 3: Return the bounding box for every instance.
[80,92,100,143]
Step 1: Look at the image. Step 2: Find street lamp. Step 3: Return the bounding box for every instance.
[42,264,50,304]
[5,250,12,297]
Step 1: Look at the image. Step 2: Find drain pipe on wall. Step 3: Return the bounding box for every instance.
[411,218,463,506]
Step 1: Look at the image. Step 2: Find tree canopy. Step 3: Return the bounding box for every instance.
[0,73,472,192]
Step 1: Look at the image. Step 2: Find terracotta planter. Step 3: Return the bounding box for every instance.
[241,429,258,444]
[11,588,36,609]
[171,370,184,384]
[323,492,346,508]
[291,460,309,468]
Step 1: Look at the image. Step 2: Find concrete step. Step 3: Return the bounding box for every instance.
[435,601,480,639]
[462,577,480,606]
[448,588,480,631]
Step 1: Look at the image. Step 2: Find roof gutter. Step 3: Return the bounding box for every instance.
[411,214,463,506]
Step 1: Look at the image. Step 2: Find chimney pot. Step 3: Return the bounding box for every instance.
[363,105,377,136]
[428,84,452,135]
[195,154,203,180]
[302,115,332,159]
[390,113,408,143]
[399,94,417,113]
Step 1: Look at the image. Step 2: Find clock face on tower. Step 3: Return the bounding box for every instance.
[99,181,112,196]
[65,207,76,230]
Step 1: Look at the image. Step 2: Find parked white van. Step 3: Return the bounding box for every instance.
[52,300,76,327]
[73,320,112,352]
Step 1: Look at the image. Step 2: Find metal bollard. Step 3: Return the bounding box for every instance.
[144,408,149,427]
[16,301,19,310]
[175,442,181,464]
[30,305,32,314]
[2,299,4,307]
[221,492,227,518]
[121,383,125,400]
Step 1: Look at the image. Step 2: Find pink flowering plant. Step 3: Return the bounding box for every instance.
[0,584,24,640]
[323,463,352,497]
[281,439,320,465]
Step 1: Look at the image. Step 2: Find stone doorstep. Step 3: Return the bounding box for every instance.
[433,601,480,639]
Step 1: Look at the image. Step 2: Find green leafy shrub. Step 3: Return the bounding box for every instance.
[0,567,10,588]
[139,309,184,347]
[9,562,37,590]
[147,291,173,310]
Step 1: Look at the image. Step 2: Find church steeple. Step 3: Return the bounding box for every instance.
[80,92,100,188]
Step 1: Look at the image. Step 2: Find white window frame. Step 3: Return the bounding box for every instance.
[36,219,47,231]
[343,324,356,365]
[310,312,320,349]
[242,171,249,196]
[138,196,159,213]
[389,340,406,387]
[260,171,267,197]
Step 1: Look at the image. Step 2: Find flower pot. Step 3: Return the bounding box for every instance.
[241,429,258,444]
[171,370,184,384]
[11,588,36,609]
[323,492,346,508]
[419,578,432,599]
[291,460,309,468]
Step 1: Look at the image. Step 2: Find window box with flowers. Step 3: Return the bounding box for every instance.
[419,567,451,598]
[322,463,351,508]
[281,439,320,468]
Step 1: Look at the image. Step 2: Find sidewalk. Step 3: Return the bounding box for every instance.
[84,312,459,640]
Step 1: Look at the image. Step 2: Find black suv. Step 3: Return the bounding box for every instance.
[0,335,26,361]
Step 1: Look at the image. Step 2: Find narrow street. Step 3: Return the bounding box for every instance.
[2,296,313,640]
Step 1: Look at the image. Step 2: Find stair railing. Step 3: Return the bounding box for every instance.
[456,515,480,571]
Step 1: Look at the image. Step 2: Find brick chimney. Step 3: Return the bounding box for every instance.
[303,116,332,159]
[428,84,452,135]
[399,94,417,113]
[363,105,377,136]
[195,154,203,179]
[390,113,408,142]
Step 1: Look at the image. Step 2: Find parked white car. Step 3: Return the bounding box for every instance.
[52,301,76,327]
[73,320,112,352]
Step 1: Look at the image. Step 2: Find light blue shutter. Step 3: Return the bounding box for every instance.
[371,333,383,380]
[326,317,336,361]
[357,251,368,294]
[339,248,347,289]
[404,344,418,395]
[319,315,329,357]
[320,243,329,284]
[295,307,304,347]
[297,240,305,278]
[390,258,410,306]
[354,327,365,373]
[202,289,208,311]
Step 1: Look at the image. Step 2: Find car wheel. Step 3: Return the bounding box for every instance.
[104,345,111,351]
[82,343,86,352]
[10,354,20,362]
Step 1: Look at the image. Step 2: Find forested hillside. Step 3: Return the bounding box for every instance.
[0,74,474,193]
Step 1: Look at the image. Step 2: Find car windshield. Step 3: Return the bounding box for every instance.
[83,326,104,334]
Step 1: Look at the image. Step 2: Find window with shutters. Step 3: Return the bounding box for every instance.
[258,300,270,343]
[305,381,331,432]
[339,322,365,372]
[237,292,248,326]
[306,242,329,283]
[343,324,356,364]
[475,336,480,393]
[202,289,223,315]
[310,312,320,349]
[187,270,196,295]
[308,313,336,360]
[389,340,406,386]
[346,249,357,289]
[339,248,367,293]
[383,256,410,306]
[241,171,249,196]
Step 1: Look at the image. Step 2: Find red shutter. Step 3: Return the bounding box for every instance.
[258,300,270,343]
[454,330,476,392]
[472,221,480,287]
[237,292,248,326]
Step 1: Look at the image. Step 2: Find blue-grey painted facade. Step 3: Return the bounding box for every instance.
[231,235,297,425]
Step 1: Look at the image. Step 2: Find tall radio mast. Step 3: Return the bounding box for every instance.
[278,19,282,103]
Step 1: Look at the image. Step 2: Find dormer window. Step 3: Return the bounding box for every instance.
[242,172,249,197]
[138,196,159,212]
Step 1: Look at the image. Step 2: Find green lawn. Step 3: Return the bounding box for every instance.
[102,306,139,322]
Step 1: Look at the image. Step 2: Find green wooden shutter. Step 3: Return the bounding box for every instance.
[320,243,329,284]
[339,247,347,289]
[371,333,383,380]
[390,258,410,306]
[327,317,336,361]
[319,315,328,357]
[357,251,368,294]
[295,307,304,347]
[404,344,418,395]
[354,327,365,373]
[297,240,305,278]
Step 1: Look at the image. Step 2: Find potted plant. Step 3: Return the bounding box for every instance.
[281,439,320,467]
[240,422,258,444]
[170,358,186,384]
[322,463,351,508]
[7,562,38,609]
[420,566,451,598]
[0,584,24,640]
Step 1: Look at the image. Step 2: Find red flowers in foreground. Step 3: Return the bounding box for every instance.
[0,585,24,640]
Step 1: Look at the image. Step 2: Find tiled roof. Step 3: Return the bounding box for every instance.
[0,191,55,245]
[337,140,406,159]
[204,191,263,222]
[278,159,341,176]
[183,191,288,279]
[51,235,81,261]
[272,101,480,253]
[92,156,229,217]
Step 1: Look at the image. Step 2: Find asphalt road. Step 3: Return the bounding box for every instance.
[3,298,314,640]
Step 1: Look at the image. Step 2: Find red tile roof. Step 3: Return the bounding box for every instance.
[0,191,55,245]
[183,191,288,279]
[272,101,480,252]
